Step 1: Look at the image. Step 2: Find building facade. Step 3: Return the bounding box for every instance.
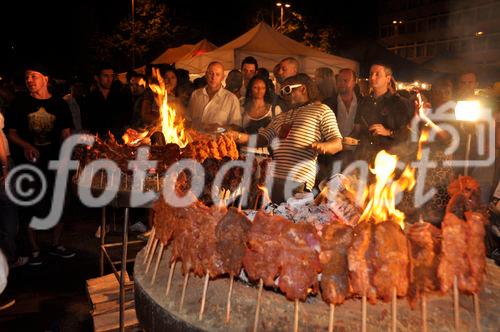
[378,0,500,67]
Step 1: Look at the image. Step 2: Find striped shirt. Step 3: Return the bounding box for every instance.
[259,102,342,190]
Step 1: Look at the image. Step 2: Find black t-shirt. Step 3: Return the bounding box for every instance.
[5,93,73,162]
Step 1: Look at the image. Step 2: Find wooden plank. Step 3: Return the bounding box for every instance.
[90,289,135,309]
[93,308,139,332]
[92,298,135,316]
[87,272,130,293]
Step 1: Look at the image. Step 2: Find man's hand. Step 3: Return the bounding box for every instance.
[24,145,40,162]
[311,141,329,154]
[369,124,392,137]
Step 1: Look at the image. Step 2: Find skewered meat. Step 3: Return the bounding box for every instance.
[407,221,442,306]
[320,223,353,305]
[277,222,321,301]
[243,211,287,287]
[348,221,410,304]
[152,196,179,245]
[197,206,227,278]
[215,208,252,276]
[463,211,486,294]
[438,213,469,293]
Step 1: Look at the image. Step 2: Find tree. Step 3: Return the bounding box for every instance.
[90,0,192,71]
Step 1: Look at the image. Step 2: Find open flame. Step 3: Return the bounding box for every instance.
[122,128,149,146]
[149,68,189,148]
[257,184,271,209]
[121,68,189,147]
[359,150,416,229]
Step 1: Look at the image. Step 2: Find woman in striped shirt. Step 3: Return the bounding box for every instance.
[227,73,343,203]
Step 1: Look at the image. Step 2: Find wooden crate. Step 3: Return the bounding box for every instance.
[86,272,140,331]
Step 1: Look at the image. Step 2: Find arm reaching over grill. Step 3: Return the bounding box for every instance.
[320,223,353,305]
[407,221,442,307]
[277,222,322,301]
[215,208,252,277]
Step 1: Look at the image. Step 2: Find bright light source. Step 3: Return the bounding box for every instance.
[413,81,420,86]
[399,20,403,24]
[421,83,427,89]
[455,100,481,121]
[285,3,291,7]
[397,83,404,90]
[276,2,282,6]
[475,31,484,36]
[392,20,397,24]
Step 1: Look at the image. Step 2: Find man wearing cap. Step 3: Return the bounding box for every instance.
[4,64,75,265]
[227,73,343,203]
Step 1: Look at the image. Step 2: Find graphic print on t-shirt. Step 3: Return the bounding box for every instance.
[28,107,56,146]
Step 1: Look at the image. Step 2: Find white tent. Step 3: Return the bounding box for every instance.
[176,22,358,76]
[151,39,217,65]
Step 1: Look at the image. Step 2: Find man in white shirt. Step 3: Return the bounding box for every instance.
[187,62,242,131]
[334,68,358,137]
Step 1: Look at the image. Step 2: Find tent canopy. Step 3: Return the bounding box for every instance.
[176,22,358,76]
[151,39,217,65]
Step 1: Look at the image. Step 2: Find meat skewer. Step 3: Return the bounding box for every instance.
[199,272,210,320]
[319,223,353,332]
[294,299,299,332]
[151,243,164,284]
[215,208,252,323]
[165,261,176,297]
[253,279,264,332]
[179,272,189,311]
[407,220,442,331]
[225,275,234,324]
[392,287,397,332]
[143,227,156,263]
[145,238,158,273]
[439,177,486,332]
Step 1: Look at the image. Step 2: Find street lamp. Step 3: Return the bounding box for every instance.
[276,2,291,28]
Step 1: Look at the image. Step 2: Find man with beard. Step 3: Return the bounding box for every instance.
[5,64,74,265]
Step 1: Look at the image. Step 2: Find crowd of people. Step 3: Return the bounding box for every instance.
[0,55,499,309]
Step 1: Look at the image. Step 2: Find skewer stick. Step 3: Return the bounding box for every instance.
[151,243,164,284]
[156,173,160,191]
[421,294,427,332]
[225,275,234,323]
[253,279,264,332]
[199,272,210,320]
[165,260,176,297]
[253,192,261,210]
[362,295,367,332]
[473,293,481,332]
[145,238,158,273]
[143,227,156,263]
[294,299,299,332]
[179,272,189,311]
[453,275,460,331]
[392,287,397,332]
[237,187,245,211]
[328,303,335,332]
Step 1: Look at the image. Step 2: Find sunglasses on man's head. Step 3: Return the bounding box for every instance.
[280,84,303,95]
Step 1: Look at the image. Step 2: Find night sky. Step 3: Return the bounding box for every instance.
[0,0,378,78]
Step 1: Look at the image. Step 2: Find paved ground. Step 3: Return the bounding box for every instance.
[0,197,146,332]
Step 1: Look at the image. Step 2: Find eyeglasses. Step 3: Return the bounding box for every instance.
[280,84,303,95]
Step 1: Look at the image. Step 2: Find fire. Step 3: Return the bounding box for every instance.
[122,128,149,146]
[149,68,189,148]
[359,150,416,229]
[416,127,430,161]
[257,184,271,209]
